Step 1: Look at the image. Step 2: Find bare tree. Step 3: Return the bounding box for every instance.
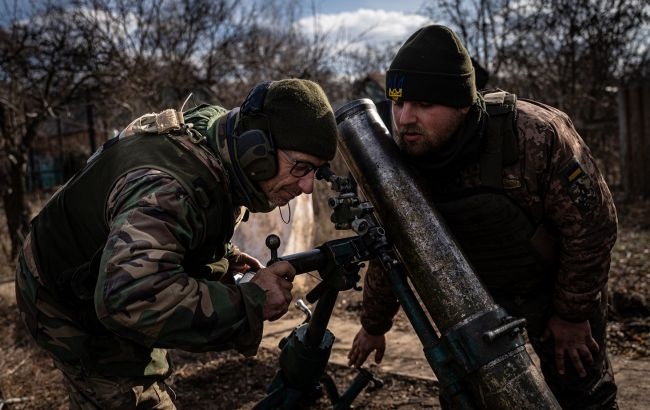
[68,0,239,117]
[423,0,515,78]
[504,1,647,120]
[73,0,336,109]
[424,0,649,123]
[0,0,106,257]
[199,0,337,106]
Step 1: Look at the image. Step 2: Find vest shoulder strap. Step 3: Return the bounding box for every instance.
[479,89,520,189]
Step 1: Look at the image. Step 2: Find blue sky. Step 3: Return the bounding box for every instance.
[296,0,434,50]
[0,0,436,53]
[1,1,435,47]
[307,0,426,15]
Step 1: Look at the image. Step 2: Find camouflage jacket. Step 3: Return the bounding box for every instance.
[15,122,267,378]
[361,99,618,335]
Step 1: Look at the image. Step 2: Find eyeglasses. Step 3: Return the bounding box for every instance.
[279,150,321,177]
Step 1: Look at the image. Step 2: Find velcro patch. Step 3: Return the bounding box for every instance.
[560,160,596,212]
[386,73,405,102]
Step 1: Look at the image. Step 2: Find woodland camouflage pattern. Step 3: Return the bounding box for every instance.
[54,359,176,409]
[15,132,266,381]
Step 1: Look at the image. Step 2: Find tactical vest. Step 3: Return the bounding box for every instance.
[430,90,557,304]
[30,132,234,307]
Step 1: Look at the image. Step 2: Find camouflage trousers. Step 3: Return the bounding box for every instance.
[54,360,176,410]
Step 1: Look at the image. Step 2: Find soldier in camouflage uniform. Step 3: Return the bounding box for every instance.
[15,79,339,409]
[347,25,618,409]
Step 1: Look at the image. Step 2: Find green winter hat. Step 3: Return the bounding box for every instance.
[386,25,477,107]
[240,79,338,161]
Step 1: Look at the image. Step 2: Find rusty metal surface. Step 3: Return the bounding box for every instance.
[335,99,493,330]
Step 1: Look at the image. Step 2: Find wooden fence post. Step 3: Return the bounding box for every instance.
[618,83,650,197]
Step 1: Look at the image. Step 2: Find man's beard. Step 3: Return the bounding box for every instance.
[395,104,487,176]
[395,109,466,158]
[395,125,441,157]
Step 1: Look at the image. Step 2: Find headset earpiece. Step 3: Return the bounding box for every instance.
[241,81,272,115]
[230,81,277,181]
[234,129,277,181]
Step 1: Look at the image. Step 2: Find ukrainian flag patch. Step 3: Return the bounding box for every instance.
[560,160,596,211]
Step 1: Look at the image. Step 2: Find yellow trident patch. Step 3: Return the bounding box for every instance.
[386,73,405,102]
[388,88,403,101]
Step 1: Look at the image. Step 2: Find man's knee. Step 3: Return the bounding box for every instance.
[56,362,176,410]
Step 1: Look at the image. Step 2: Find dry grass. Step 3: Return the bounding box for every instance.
[0,283,67,409]
[0,192,648,408]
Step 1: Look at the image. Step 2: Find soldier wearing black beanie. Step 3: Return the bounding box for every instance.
[386,25,477,107]
[350,24,619,410]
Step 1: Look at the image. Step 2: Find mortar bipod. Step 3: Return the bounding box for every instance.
[253,236,383,410]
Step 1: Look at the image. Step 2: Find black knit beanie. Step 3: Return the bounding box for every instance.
[386,25,477,107]
[240,79,338,161]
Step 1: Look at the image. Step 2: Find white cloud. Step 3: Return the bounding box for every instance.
[297,8,432,49]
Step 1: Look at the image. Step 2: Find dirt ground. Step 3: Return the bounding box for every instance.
[0,198,649,409]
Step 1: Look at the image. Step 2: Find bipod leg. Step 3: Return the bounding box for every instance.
[254,289,340,409]
[320,368,384,410]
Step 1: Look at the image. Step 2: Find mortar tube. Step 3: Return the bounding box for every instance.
[335,99,559,409]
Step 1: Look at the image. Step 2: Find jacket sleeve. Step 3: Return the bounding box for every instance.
[521,102,617,322]
[94,169,266,356]
[360,258,401,335]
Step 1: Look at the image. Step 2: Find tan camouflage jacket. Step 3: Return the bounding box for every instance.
[360,99,618,335]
